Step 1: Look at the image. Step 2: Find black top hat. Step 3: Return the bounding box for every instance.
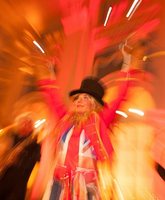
[69,76,105,105]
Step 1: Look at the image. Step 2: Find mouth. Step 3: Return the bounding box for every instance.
[76,104,84,109]
[77,104,83,108]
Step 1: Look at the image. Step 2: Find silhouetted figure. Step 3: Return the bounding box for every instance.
[0,115,41,200]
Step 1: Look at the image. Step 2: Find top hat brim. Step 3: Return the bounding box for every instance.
[69,89,104,106]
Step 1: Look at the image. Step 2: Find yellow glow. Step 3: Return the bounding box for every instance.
[113,178,125,200]
[34,119,46,128]
[97,161,112,199]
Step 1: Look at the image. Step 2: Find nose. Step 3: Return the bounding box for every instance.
[77,96,83,103]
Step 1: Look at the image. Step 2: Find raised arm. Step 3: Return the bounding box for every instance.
[100,42,131,127]
[37,65,67,119]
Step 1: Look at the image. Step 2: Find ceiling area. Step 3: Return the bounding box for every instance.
[0,0,165,126]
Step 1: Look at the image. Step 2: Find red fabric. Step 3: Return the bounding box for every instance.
[100,77,129,127]
[84,113,110,161]
[38,76,129,170]
[64,127,81,171]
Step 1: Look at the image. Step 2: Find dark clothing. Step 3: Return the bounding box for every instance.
[0,135,41,200]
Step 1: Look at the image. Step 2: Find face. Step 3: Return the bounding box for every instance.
[72,93,95,114]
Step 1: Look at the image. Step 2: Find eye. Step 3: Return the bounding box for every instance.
[72,95,79,101]
[83,94,90,100]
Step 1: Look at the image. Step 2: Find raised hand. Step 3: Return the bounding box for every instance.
[119,40,132,72]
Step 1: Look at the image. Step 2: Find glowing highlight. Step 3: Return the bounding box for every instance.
[126,0,142,20]
[104,6,112,26]
[128,108,144,116]
[33,40,45,54]
[116,110,128,118]
[34,119,46,128]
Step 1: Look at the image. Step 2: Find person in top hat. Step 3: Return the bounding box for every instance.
[32,46,131,200]
[69,76,105,105]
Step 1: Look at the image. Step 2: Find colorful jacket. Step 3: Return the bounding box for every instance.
[38,76,128,179]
